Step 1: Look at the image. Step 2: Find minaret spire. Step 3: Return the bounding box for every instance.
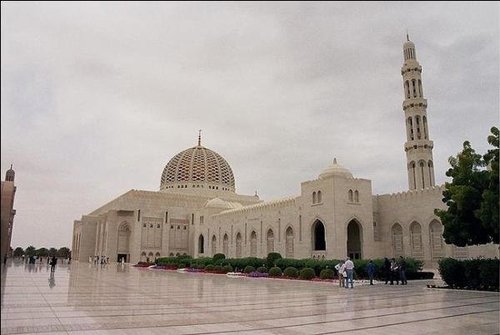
[401,36,435,190]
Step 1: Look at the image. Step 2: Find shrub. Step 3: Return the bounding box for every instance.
[266,252,282,268]
[222,265,233,273]
[299,267,316,280]
[268,267,283,277]
[205,264,215,272]
[439,258,466,288]
[320,268,334,280]
[284,267,299,278]
[479,259,499,290]
[256,266,268,273]
[248,271,269,278]
[244,265,256,274]
[213,265,224,273]
[275,258,305,271]
[463,259,482,289]
[406,271,434,280]
[213,253,226,262]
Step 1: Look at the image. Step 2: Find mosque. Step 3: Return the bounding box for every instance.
[71,38,498,266]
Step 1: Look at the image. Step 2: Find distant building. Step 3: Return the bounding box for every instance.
[72,38,499,265]
[1,165,16,262]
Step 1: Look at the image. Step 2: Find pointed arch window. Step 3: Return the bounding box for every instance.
[198,235,204,254]
[250,231,257,257]
[235,233,242,258]
[211,235,217,256]
[348,189,353,202]
[285,227,294,258]
[266,229,274,255]
[223,234,229,257]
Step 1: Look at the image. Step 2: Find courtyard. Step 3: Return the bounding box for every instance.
[1,260,499,335]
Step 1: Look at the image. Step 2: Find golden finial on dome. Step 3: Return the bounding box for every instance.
[198,129,202,146]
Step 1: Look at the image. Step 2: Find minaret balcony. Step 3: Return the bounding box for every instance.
[403,98,427,110]
[404,140,434,152]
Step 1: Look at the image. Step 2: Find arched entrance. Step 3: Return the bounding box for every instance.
[266,229,274,255]
[117,222,130,263]
[429,220,444,262]
[410,221,423,260]
[347,220,362,259]
[391,223,404,257]
[285,227,294,258]
[235,233,242,258]
[250,231,257,257]
[198,234,204,254]
[211,235,217,256]
[223,234,229,256]
[312,220,326,251]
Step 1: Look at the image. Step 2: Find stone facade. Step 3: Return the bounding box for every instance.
[72,38,499,266]
[1,165,16,263]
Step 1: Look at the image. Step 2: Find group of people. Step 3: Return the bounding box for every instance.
[90,255,110,265]
[334,256,408,288]
[383,256,407,285]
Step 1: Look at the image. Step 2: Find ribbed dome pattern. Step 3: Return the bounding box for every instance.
[160,145,235,191]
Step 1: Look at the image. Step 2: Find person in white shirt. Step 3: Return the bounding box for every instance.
[344,257,355,288]
[335,261,345,287]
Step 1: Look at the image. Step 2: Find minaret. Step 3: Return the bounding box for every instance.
[401,35,435,190]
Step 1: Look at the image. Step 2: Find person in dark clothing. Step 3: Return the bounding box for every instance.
[383,257,391,284]
[50,256,57,272]
[390,258,399,285]
[399,256,407,285]
[366,260,376,285]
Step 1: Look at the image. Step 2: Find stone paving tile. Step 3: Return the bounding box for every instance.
[1,260,499,335]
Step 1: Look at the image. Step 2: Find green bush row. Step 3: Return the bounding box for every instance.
[438,258,499,291]
[155,254,425,280]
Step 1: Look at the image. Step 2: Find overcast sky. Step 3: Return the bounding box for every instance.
[2,2,498,249]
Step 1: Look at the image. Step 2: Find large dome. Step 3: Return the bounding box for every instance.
[160,143,235,192]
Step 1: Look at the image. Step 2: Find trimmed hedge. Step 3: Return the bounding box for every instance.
[256,266,268,273]
[320,268,334,279]
[157,255,429,281]
[268,267,283,277]
[406,271,434,280]
[266,252,282,268]
[244,265,256,274]
[439,258,499,291]
[213,253,226,263]
[299,267,316,280]
[284,267,299,278]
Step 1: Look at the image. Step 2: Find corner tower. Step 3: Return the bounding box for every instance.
[401,35,435,190]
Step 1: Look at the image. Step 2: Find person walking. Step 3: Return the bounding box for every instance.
[50,256,57,272]
[344,257,355,289]
[383,257,391,284]
[335,261,345,287]
[399,256,407,285]
[390,258,399,285]
[366,260,376,285]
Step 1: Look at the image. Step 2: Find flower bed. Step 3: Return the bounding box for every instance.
[134,262,154,268]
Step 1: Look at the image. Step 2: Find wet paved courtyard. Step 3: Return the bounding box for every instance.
[1,260,499,334]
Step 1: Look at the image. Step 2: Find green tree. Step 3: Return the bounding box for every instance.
[435,128,499,246]
[57,247,71,258]
[13,247,24,257]
[25,245,36,257]
[477,127,499,243]
[48,248,58,257]
[36,247,49,257]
